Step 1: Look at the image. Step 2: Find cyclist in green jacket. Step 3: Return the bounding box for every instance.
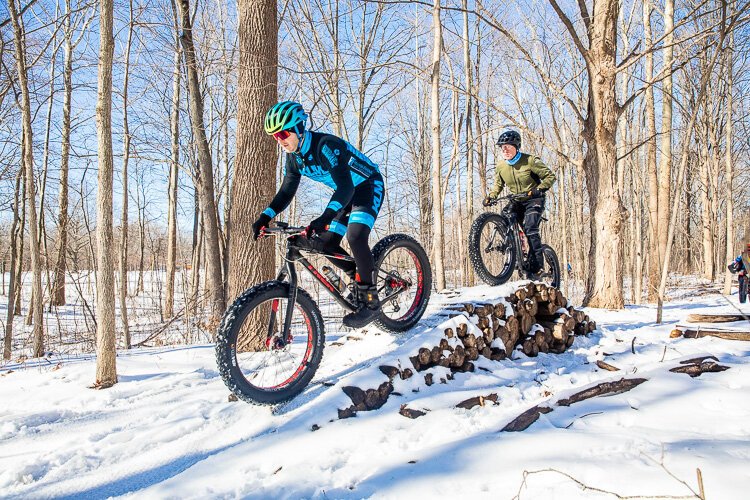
[483,130,556,277]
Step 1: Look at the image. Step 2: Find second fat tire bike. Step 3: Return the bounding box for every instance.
[215,223,432,406]
[468,194,561,289]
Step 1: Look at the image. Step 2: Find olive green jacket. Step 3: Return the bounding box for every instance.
[488,153,556,197]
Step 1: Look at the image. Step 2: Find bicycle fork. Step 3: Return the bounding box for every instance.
[267,248,300,350]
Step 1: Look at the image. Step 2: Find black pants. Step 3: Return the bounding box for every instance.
[503,194,545,272]
[300,176,384,285]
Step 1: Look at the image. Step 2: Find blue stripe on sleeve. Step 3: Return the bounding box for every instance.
[327,201,343,212]
[263,207,276,218]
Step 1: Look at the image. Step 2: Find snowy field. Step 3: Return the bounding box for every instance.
[1,279,749,499]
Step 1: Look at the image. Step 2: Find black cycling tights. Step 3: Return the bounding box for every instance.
[305,224,375,285]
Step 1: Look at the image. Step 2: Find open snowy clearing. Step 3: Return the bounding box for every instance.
[1,281,749,499]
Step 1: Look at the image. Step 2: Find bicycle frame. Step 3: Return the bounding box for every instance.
[262,223,410,347]
[275,242,358,313]
[491,195,547,274]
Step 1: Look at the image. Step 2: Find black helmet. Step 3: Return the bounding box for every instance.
[496,130,521,149]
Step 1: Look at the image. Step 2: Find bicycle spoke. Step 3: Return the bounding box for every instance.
[377,247,422,321]
[234,297,313,390]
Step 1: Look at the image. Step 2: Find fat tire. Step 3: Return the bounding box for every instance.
[215,281,325,405]
[540,245,561,289]
[372,234,432,332]
[740,277,747,304]
[468,212,516,286]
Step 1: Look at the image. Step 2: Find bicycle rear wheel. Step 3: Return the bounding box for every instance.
[468,212,516,285]
[215,281,325,405]
[373,234,432,332]
[538,245,561,289]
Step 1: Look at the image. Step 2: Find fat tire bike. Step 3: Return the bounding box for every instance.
[216,222,432,405]
[468,194,561,289]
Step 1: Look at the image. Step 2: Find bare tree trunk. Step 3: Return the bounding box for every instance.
[165,3,181,318]
[39,30,59,309]
[229,0,277,301]
[700,142,714,280]
[13,173,26,316]
[331,0,344,137]
[657,16,727,322]
[446,58,461,287]
[656,0,674,293]
[136,184,145,294]
[410,7,432,251]
[473,13,485,201]
[559,164,569,296]
[7,0,44,357]
[189,181,201,315]
[219,0,232,300]
[94,0,117,386]
[430,0,445,291]
[51,0,75,307]
[723,32,735,295]
[4,172,22,360]
[177,0,226,316]
[642,0,660,301]
[462,0,474,263]
[572,0,624,308]
[119,0,134,349]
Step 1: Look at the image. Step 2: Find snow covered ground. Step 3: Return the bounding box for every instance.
[1,280,749,499]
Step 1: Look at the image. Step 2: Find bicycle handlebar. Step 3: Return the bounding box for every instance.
[261,223,306,237]
[486,193,530,206]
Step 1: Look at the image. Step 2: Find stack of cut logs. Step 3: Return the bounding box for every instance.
[413,282,596,371]
[338,283,596,418]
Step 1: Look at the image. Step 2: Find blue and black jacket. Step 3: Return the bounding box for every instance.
[730,255,748,274]
[263,130,383,229]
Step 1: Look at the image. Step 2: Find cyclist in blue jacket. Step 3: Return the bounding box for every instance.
[728,243,750,303]
[252,101,385,328]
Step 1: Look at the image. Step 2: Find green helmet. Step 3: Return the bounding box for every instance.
[264,101,307,135]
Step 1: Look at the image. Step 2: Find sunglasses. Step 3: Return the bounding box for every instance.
[272,130,292,141]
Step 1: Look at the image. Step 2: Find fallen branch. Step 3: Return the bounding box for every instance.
[502,405,553,432]
[557,378,648,406]
[596,360,620,371]
[455,393,498,410]
[512,467,701,500]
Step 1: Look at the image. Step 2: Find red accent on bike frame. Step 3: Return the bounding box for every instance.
[307,263,339,294]
[404,250,424,318]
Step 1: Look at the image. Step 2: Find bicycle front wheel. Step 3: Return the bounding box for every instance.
[215,281,325,405]
[468,212,516,285]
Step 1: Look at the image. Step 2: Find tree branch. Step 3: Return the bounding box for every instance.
[547,0,590,63]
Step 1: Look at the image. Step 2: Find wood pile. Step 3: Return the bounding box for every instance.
[439,282,595,363]
[338,283,597,419]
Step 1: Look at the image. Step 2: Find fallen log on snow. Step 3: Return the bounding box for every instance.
[669,356,729,377]
[679,329,750,341]
[686,313,750,323]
